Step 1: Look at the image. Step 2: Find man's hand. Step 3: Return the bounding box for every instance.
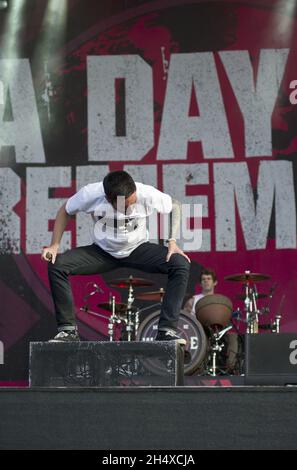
[41,244,59,264]
[166,240,191,263]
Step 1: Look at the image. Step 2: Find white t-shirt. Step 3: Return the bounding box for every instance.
[65,182,172,258]
[190,294,204,315]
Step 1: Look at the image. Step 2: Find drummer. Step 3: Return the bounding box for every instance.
[185,268,241,374]
[184,268,218,316]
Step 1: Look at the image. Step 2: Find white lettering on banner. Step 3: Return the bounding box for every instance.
[0,59,45,163]
[0,49,294,253]
[219,49,289,157]
[0,162,294,254]
[289,80,297,105]
[0,341,4,365]
[289,340,297,365]
[214,161,296,251]
[0,50,289,164]
[26,167,72,253]
[0,80,4,105]
[87,49,288,162]
[0,168,20,254]
[157,53,234,160]
[88,55,154,161]
[123,164,157,187]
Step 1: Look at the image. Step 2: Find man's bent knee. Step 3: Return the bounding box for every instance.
[169,253,190,271]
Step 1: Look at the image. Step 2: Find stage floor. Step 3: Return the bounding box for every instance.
[1,385,297,450]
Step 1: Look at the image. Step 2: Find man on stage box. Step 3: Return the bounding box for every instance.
[41,170,190,344]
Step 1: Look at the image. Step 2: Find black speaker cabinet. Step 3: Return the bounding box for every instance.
[29,341,184,387]
[245,333,297,385]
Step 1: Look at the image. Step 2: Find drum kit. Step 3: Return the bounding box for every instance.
[80,270,283,377]
[80,276,153,342]
[194,270,283,376]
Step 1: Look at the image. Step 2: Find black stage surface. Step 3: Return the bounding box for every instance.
[1,386,297,450]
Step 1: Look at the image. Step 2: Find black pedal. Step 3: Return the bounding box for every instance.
[29,341,184,387]
[245,333,297,385]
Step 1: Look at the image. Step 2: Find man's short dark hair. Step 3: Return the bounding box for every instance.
[199,268,217,283]
[103,171,136,204]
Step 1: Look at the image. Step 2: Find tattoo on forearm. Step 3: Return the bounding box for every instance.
[169,198,181,239]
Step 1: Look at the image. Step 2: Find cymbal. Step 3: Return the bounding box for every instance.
[108,276,154,288]
[236,293,268,300]
[135,288,165,301]
[225,272,270,282]
[97,302,137,315]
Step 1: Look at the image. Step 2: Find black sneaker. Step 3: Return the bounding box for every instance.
[155,329,186,346]
[49,330,80,342]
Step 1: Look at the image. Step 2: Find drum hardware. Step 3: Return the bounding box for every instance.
[271,315,282,334]
[97,302,137,316]
[106,275,155,341]
[243,281,260,334]
[225,270,270,334]
[258,323,273,330]
[83,282,104,301]
[224,272,270,282]
[108,295,117,341]
[136,309,208,375]
[232,308,242,320]
[127,279,136,342]
[230,276,282,335]
[136,303,162,313]
[81,283,122,341]
[236,293,268,300]
[135,288,166,302]
[271,294,285,334]
[108,276,154,288]
[79,306,122,324]
[80,281,132,341]
[206,325,233,377]
[83,277,136,341]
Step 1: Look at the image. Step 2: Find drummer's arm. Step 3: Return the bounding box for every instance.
[184,296,195,314]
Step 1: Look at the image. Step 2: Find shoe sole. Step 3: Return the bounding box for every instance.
[175,339,187,346]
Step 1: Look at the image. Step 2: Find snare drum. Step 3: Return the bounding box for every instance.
[136,309,208,375]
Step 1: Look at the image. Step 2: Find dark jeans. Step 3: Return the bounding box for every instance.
[48,242,190,333]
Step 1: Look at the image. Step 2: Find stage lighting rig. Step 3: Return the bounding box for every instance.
[0,0,8,11]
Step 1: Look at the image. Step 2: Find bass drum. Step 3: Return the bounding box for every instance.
[136,309,208,375]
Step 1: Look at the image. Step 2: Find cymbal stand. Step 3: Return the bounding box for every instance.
[244,282,259,334]
[82,282,122,339]
[271,315,281,333]
[80,305,122,339]
[134,309,140,339]
[108,295,118,341]
[126,279,135,341]
[271,294,285,333]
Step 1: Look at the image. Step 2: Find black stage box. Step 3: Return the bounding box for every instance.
[245,333,297,385]
[29,341,184,387]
